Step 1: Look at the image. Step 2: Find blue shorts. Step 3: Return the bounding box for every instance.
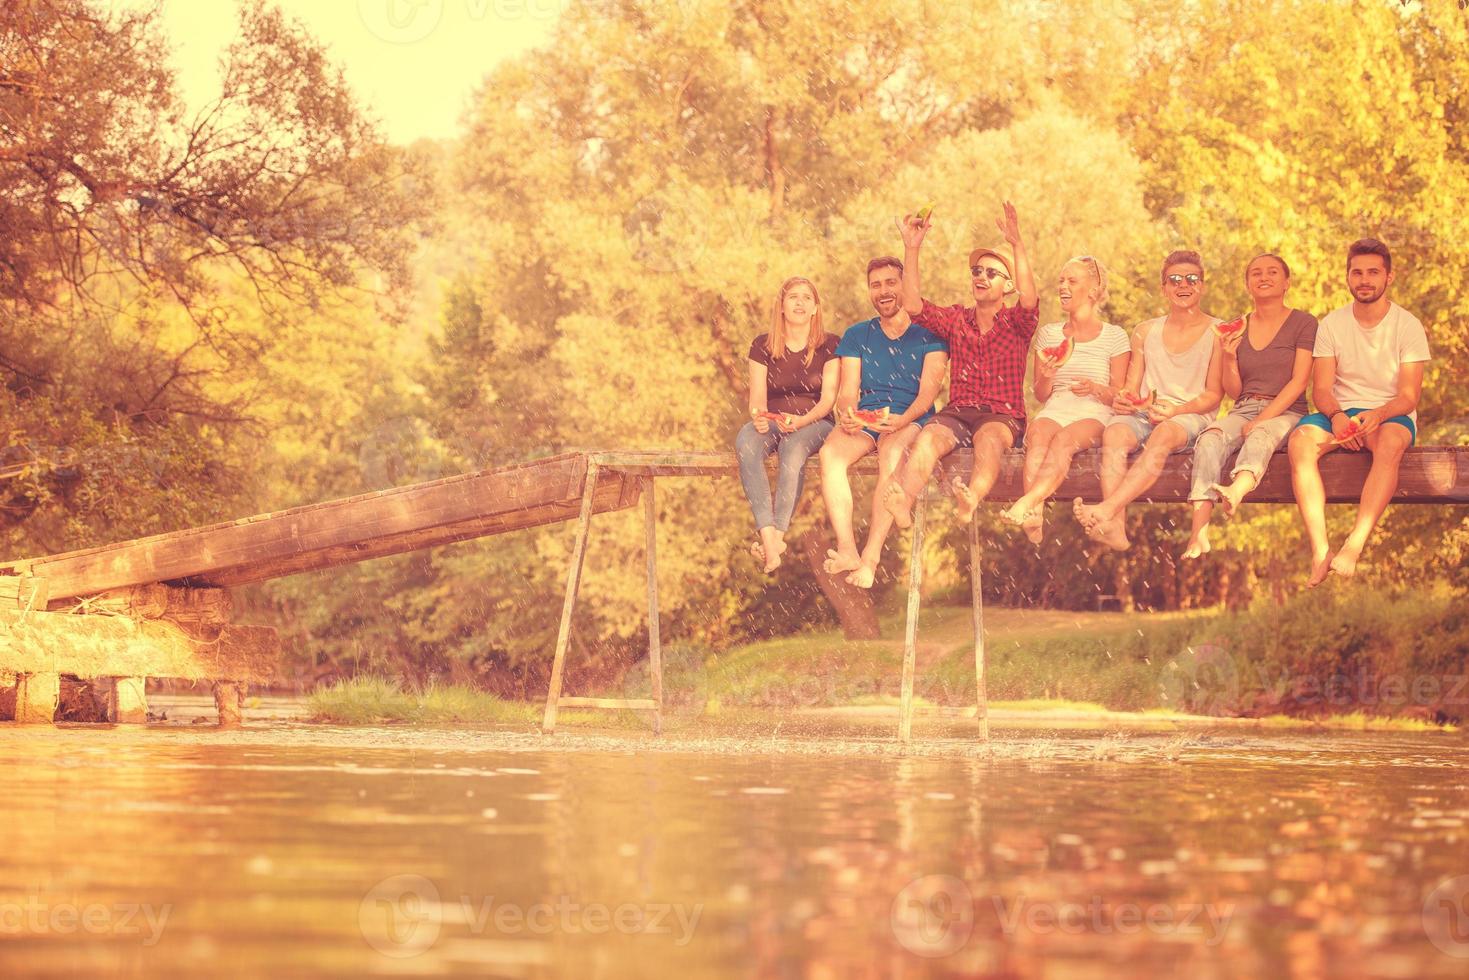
[1297,407,1416,446]
[857,420,921,443]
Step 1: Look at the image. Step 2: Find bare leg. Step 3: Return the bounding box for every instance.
[1331,424,1411,578]
[1182,500,1212,559]
[820,429,875,575]
[1004,419,1103,544]
[1077,422,1187,551]
[1289,425,1338,587]
[953,422,1016,524]
[851,425,922,588]
[1211,470,1258,519]
[1097,421,1135,501]
[885,423,955,530]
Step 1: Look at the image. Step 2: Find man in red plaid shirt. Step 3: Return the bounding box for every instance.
[884,202,1040,526]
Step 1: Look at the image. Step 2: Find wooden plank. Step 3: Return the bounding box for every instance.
[542,461,600,734]
[6,454,641,600]
[0,611,280,684]
[595,447,1469,504]
[556,697,658,710]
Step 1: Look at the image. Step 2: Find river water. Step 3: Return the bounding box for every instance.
[2,718,1466,978]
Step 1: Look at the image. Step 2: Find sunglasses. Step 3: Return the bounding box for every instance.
[970,266,1011,282]
[1166,273,1204,286]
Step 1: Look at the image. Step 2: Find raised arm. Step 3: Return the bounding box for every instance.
[996,201,1038,310]
[897,213,928,316]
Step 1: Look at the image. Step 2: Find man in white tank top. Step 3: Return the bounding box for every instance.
[1074,251,1224,549]
[1287,238,1430,587]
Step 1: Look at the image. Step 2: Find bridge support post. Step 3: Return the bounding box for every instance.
[643,477,663,735]
[214,682,243,728]
[15,672,59,724]
[109,676,148,724]
[969,519,989,741]
[542,460,600,734]
[898,494,927,744]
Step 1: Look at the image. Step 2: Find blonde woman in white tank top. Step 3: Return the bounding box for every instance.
[1074,251,1224,550]
[1000,256,1129,544]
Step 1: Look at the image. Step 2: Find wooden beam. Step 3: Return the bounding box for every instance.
[542,461,600,734]
[5,453,641,600]
[556,697,658,710]
[593,447,1469,504]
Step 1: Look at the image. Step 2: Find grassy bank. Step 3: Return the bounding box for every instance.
[311,589,1463,731]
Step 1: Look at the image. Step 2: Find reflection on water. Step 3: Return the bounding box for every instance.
[1,723,1467,978]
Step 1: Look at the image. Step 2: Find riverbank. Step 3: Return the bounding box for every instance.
[307,588,1465,731]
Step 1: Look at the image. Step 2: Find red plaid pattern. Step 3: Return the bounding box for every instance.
[914,299,1039,418]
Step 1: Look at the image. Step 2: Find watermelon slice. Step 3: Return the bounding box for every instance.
[1332,417,1365,444]
[1124,390,1156,413]
[1215,317,1246,338]
[1040,336,1074,366]
[915,202,936,223]
[845,406,891,427]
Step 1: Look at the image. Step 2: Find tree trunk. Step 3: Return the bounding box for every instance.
[796,530,880,639]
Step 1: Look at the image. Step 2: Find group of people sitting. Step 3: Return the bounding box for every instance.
[735,204,1431,590]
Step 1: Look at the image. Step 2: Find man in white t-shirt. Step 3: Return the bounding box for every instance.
[1287,238,1430,587]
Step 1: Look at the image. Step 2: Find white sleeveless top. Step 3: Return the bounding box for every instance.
[1140,317,1217,404]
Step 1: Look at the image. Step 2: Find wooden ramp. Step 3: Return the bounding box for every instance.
[2,452,642,601]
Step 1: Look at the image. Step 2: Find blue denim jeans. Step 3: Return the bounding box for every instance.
[735,419,834,532]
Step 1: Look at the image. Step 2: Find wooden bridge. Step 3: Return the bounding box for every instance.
[1,446,1465,735]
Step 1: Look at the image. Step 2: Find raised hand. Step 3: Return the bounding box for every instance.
[995,200,1022,246]
[896,213,930,250]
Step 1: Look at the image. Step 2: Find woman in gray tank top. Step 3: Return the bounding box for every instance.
[1182,254,1318,559]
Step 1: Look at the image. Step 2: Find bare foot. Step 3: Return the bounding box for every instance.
[1181,527,1211,560]
[1210,481,1248,519]
[1307,551,1334,588]
[1092,513,1130,551]
[762,538,787,573]
[950,477,979,524]
[1021,510,1044,546]
[1330,544,1363,579]
[823,548,863,576]
[1000,504,1029,527]
[883,481,914,530]
[846,563,877,589]
[1072,498,1109,533]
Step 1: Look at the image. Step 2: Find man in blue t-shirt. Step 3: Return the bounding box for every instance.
[819,256,949,589]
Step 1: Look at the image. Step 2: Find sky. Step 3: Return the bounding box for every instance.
[120,0,563,144]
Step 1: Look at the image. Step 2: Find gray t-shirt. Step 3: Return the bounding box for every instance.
[1236,309,1318,413]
